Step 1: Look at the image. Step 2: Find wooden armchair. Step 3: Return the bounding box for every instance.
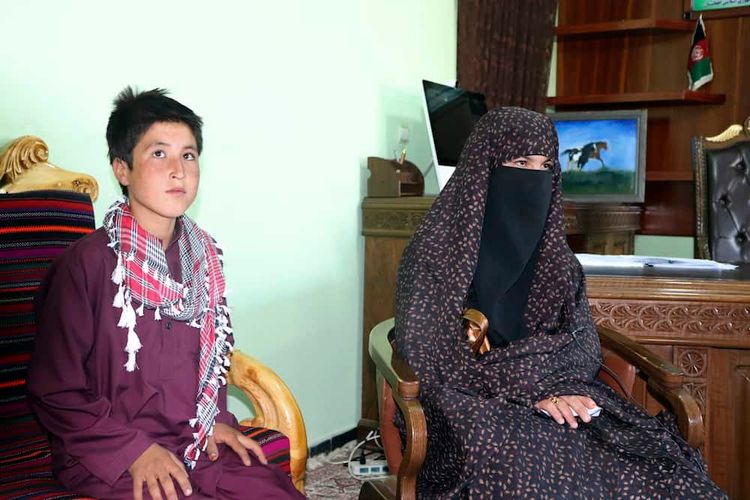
[359,315,704,500]
[228,350,308,491]
[0,136,307,496]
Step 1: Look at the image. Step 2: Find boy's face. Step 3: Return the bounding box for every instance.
[113,121,199,234]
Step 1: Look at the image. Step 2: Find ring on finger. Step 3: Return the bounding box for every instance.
[550,395,560,405]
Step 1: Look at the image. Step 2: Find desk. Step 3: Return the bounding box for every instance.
[585,265,750,498]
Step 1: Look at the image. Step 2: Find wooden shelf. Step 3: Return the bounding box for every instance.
[556,18,694,36]
[548,91,726,107]
[646,170,694,182]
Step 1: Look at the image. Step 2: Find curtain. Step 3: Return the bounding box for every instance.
[458,0,558,112]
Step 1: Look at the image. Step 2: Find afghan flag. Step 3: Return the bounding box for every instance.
[688,15,714,91]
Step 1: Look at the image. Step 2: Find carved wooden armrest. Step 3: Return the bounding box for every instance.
[596,326,704,448]
[227,350,307,493]
[369,318,426,500]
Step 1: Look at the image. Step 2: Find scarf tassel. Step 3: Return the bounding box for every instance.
[112,284,125,308]
[124,326,142,372]
[118,298,136,328]
[111,253,125,285]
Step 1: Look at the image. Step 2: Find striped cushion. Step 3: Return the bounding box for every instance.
[0,190,291,498]
[240,426,292,474]
[0,190,96,499]
[0,190,96,418]
[0,414,91,499]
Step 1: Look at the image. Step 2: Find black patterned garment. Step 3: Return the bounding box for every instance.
[394,107,726,499]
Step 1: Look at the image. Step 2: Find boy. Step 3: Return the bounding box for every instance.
[28,88,303,499]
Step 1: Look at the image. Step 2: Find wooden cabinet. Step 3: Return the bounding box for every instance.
[585,268,750,498]
[553,0,749,236]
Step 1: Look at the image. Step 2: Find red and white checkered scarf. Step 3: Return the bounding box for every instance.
[103,199,232,469]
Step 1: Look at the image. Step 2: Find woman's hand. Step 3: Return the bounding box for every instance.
[535,395,598,428]
[205,423,268,466]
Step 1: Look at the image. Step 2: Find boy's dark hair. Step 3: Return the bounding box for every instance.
[106,87,203,195]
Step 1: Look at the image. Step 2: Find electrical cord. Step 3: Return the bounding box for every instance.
[324,429,389,480]
[346,430,388,480]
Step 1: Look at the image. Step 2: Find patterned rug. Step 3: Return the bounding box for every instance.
[305,441,367,499]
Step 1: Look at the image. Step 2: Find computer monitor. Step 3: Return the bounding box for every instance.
[421,79,488,190]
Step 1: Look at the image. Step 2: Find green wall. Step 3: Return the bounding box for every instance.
[634,235,694,258]
[1,1,457,446]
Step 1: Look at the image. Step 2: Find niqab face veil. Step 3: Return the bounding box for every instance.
[471,165,552,347]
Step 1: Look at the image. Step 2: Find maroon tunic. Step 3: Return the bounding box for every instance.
[27,227,302,499]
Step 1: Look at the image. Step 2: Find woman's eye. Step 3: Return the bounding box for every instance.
[152,150,166,159]
[515,159,527,166]
[183,152,196,161]
[543,163,552,169]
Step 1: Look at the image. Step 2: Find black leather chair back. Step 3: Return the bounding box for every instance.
[694,125,750,263]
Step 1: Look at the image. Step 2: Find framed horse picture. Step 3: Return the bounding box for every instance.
[549,109,647,203]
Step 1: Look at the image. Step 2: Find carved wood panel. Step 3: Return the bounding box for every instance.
[590,299,750,338]
[675,346,709,418]
[587,280,750,498]
[736,364,750,496]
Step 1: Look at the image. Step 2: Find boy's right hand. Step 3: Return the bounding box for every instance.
[128,443,193,500]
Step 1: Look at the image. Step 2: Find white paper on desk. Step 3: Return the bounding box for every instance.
[575,254,737,270]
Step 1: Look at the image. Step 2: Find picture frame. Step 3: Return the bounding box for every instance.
[683,0,750,20]
[549,109,647,203]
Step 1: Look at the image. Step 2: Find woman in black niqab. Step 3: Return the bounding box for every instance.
[469,158,552,347]
[394,107,724,498]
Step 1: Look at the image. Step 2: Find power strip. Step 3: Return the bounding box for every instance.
[351,460,389,476]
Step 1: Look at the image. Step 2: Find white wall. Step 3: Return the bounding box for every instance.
[0,0,457,445]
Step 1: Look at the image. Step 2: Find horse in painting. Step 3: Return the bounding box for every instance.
[562,141,608,171]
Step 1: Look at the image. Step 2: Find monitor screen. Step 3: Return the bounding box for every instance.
[422,80,488,168]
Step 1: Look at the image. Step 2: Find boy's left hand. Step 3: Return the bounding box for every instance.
[206,423,268,466]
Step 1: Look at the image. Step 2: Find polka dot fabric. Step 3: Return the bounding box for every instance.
[394,107,725,498]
